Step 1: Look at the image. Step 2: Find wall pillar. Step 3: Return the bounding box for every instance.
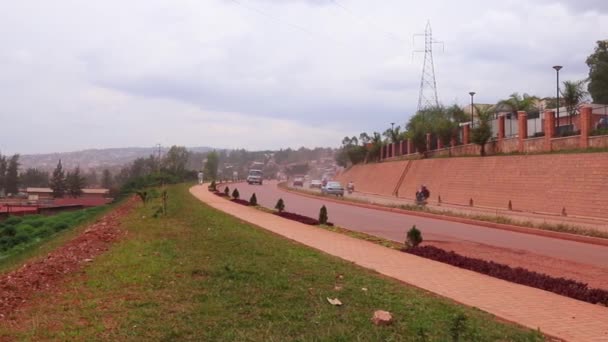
[544,111,555,152]
[498,114,505,141]
[517,111,527,153]
[407,139,413,155]
[463,123,471,145]
[390,143,395,158]
[426,133,431,151]
[580,106,592,149]
[437,137,443,149]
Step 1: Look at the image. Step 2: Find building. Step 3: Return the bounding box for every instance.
[26,187,110,201]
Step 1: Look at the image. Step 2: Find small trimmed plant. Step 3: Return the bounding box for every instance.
[209,180,217,191]
[232,188,240,200]
[275,198,285,213]
[406,225,423,248]
[224,186,230,196]
[318,205,328,225]
[249,193,258,206]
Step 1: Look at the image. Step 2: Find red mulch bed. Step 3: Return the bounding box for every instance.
[0,196,138,320]
[406,245,608,306]
[231,199,251,206]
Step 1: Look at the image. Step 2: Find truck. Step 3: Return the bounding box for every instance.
[247,169,264,185]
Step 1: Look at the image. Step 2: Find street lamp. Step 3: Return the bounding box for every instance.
[391,122,395,131]
[469,92,476,127]
[553,65,562,129]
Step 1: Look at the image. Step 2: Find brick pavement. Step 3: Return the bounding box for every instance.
[191,185,608,342]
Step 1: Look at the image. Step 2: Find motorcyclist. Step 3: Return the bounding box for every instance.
[347,181,355,193]
[416,185,430,203]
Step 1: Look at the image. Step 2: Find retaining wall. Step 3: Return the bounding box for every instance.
[339,153,608,219]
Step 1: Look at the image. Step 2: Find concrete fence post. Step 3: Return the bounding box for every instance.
[544,111,555,152]
[463,123,471,145]
[580,106,592,149]
[517,111,527,153]
[426,133,431,151]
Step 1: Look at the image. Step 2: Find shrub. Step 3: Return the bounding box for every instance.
[249,193,258,206]
[232,188,240,200]
[406,245,608,306]
[318,205,328,225]
[406,225,423,248]
[208,180,217,191]
[275,198,285,213]
[224,186,230,196]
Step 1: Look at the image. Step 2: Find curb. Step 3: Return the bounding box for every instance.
[278,184,608,248]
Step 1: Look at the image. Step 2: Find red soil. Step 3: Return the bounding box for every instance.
[0,196,137,321]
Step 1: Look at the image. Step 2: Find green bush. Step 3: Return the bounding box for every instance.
[275,198,285,213]
[249,193,258,206]
[318,205,328,225]
[232,188,240,200]
[406,225,423,248]
[224,187,230,196]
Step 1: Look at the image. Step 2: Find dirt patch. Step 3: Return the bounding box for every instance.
[425,240,608,290]
[0,197,137,321]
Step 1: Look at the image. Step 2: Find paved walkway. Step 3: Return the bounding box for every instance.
[190,185,608,342]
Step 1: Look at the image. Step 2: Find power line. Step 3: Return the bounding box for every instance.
[328,0,407,44]
[227,0,342,45]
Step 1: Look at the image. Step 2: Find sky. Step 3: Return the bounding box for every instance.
[1,0,607,154]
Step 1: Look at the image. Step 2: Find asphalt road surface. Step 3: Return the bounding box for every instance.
[224,181,608,268]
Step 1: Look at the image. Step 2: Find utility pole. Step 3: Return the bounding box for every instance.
[156,143,162,174]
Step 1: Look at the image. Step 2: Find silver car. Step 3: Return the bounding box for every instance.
[322,181,344,196]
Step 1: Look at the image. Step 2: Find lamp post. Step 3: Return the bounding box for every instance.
[469,92,476,127]
[553,65,562,129]
[391,122,395,131]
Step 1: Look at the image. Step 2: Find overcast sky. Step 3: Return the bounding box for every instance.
[1,0,606,154]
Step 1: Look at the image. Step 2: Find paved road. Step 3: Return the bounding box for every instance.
[226,181,608,268]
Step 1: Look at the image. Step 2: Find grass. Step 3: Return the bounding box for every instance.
[0,206,109,272]
[279,183,608,240]
[0,184,544,341]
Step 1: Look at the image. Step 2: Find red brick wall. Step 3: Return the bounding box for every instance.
[340,153,608,219]
[335,160,409,196]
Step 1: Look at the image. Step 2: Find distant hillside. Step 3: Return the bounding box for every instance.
[20,147,213,172]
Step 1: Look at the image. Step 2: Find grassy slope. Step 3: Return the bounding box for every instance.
[1,185,542,341]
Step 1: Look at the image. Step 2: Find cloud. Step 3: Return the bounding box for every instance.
[0,0,606,154]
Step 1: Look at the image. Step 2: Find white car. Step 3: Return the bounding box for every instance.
[309,180,323,189]
[247,170,263,185]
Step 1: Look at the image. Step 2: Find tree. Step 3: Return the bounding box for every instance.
[84,170,98,187]
[561,80,588,127]
[406,225,423,248]
[0,155,6,195]
[50,160,67,198]
[406,106,457,152]
[249,193,258,206]
[163,145,190,177]
[586,40,608,104]
[275,198,285,213]
[5,155,19,195]
[231,188,240,200]
[471,105,493,156]
[496,93,538,117]
[318,205,328,225]
[101,169,113,189]
[204,151,219,181]
[20,168,49,188]
[66,166,86,198]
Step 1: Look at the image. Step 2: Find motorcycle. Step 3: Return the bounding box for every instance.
[415,191,429,206]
